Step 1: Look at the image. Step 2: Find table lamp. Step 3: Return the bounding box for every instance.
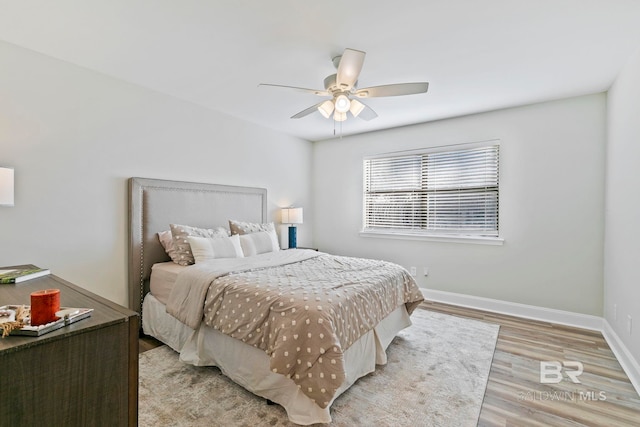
[281,207,303,249]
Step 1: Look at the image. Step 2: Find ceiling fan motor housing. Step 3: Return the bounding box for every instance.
[324,74,356,97]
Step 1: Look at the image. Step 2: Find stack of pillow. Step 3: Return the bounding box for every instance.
[158,220,280,265]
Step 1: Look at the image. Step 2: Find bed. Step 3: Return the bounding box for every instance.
[128,177,424,425]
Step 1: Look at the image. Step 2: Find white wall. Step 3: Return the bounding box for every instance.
[0,41,312,307]
[313,94,606,316]
[604,47,640,361]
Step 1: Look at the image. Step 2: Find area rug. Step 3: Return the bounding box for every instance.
[138,308,499,426]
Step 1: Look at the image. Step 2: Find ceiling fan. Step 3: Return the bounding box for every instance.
[259,48,429,122]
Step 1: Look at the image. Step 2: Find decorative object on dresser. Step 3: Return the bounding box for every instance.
[281,206,303,248]
[0,304,93,337]
[0,166,14,207]
[29,288,60,325]
[0,273,138,426]
[0,264,50,284]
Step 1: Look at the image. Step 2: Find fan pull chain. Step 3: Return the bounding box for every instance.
[332,118,344,138]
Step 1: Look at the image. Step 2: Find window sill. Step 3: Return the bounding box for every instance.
[359,230,504,246]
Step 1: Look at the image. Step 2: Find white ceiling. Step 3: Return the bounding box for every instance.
[1,0,640,141]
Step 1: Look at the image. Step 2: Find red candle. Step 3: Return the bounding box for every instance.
[30,289,60,326]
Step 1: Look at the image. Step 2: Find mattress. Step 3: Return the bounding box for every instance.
[142,293,412,425]
[149,261,184,305]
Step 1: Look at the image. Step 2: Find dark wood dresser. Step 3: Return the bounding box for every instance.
[0,270,138,426]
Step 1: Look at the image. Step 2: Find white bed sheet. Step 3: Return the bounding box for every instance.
[142,293,411,425]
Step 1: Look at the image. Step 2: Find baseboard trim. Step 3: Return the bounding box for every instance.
[421,289,603,330]
[602,320,640,396]
[421,289,640,397]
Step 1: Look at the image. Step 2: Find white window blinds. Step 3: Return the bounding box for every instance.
[363,142,499,237]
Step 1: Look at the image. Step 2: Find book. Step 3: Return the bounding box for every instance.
[0,305,93,337]
[0,266,50,284]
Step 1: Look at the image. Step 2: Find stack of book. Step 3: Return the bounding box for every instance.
[0,265,50,284]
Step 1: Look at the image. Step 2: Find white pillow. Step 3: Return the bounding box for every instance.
[239,230,280,256]
[169,223,229,266]
[187,235,244,263]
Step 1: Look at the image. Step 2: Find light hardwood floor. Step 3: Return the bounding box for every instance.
[421,301,640,426]
[139,301,640,426]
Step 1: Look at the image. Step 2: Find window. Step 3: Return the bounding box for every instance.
[362,141,500,240]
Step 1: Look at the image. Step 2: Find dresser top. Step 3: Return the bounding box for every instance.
[0,272,137,353]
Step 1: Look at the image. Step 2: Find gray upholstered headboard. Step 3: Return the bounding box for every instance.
[128,177,267,315]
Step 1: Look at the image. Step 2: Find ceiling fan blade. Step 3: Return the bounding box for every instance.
[291,101,325,119]
[357,103,378,121]
[336,48,366,90]
[354,82,429,98]
[258,83,328,96]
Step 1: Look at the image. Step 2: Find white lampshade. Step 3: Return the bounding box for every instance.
[0,167,14,207]
[333,111,347,122]
[349,99,365,117]
[281,207,303,224]
[317,100,335,119]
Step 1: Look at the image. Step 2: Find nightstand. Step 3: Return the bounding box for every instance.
[0,270,139,426]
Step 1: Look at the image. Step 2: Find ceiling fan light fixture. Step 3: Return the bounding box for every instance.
[317,100,335,119]
[333,111,347,122]
[349,99,365,117]
[334,94,351,113]
[260,48,429,130]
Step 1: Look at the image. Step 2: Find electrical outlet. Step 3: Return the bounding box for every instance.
[614,304,617,321]
[628,315,633,335]
[410,266,417,277]
[423,267,429,276]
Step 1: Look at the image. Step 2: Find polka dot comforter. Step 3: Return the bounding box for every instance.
[167,249,424,408]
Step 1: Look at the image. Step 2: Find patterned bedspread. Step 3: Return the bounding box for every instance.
[166,250,424,408]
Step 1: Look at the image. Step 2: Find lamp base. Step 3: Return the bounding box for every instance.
[288,226,297,249]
